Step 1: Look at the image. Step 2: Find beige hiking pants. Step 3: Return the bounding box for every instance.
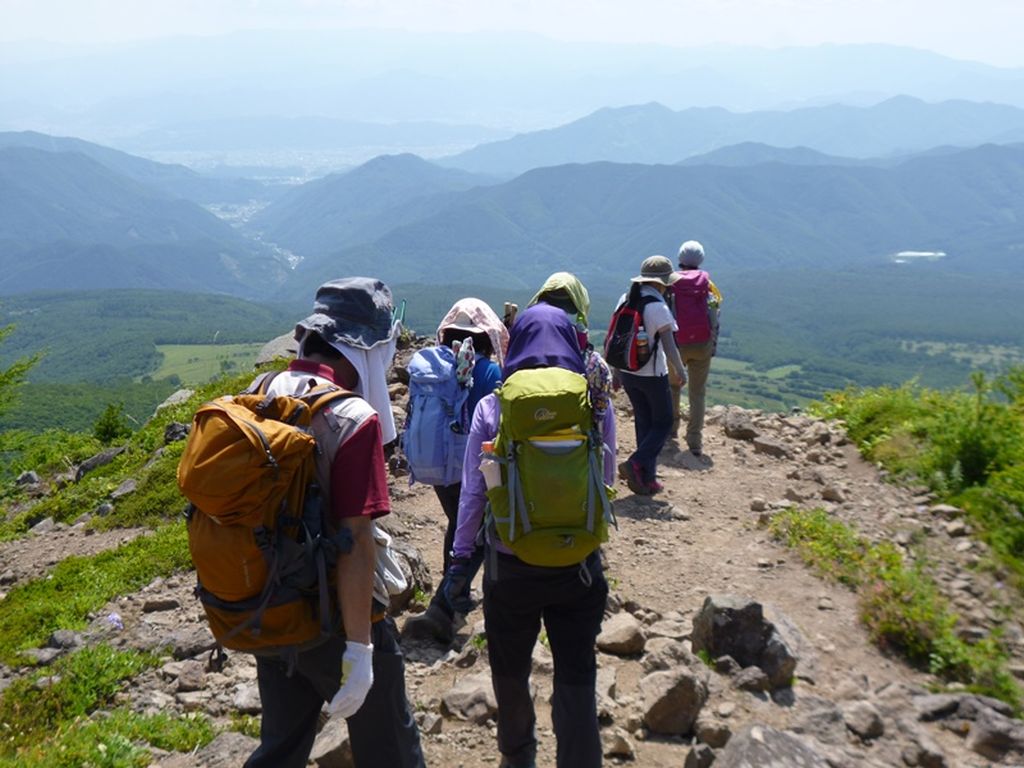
[669,341,713,452]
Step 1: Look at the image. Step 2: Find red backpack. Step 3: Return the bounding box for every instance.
[604,287,658,371]
[671,270,711,345]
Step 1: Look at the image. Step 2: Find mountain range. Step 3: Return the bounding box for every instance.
[263,143,1024,304]
[0,131,267,205]
[443,97,1024,175]
[5,34,1024,143]
[4,129,1024,304]
[0,145,285,296]
[249,154,497,258]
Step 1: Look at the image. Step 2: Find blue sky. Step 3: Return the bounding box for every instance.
[1,0,1022,67]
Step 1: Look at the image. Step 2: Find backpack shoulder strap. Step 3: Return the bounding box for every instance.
[303,385,359,417]
[243,370,279,395]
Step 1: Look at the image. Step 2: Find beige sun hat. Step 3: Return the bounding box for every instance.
[631,255,680,286]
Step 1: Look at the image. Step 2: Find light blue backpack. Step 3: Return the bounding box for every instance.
[403,345,470,486]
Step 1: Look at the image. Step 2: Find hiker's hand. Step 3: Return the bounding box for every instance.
[444,557,473,615]
[611,369,622,392]
[328,641,374,719]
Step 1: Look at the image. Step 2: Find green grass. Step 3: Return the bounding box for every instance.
[0,645,214,766]
[0,525,191,664]
[770,507,1021,710]
[812,369,1024,583]
[149,343,263,385]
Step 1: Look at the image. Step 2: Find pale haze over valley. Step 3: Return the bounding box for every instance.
[1,0,1023,415]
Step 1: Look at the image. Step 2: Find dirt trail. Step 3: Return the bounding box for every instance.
[2,397,1021,766]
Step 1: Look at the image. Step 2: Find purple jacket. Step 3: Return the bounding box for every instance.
[452,392,617,559]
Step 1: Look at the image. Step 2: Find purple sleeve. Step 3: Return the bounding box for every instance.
[453,393,500,559]
[601,406,617,486]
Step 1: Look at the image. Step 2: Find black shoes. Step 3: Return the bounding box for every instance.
[402,601,454,645]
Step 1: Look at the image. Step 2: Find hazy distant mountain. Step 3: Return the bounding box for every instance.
[444,97,1024,175]
[678,142,865,167]
[281,143,1024,301]
[249,153,498,258]
[118,116,510,153]
[5,32,1024,139]
[0,131,266,204]
[0,147,285,296]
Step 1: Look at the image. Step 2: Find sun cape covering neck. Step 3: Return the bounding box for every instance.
[295,276,401,443]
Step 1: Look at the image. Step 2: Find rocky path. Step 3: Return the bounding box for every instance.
[2,399,1023,767]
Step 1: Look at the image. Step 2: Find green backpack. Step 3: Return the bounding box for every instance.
[487,367,616,566]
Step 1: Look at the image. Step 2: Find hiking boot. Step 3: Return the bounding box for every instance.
[401,601,454,645]
[647,479,664,494]
[618,460,648,495]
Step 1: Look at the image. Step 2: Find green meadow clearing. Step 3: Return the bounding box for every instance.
[148,344,264,385]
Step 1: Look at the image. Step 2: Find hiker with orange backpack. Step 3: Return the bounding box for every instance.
[239,278,424,768]
[669,240,723,457]
[444,301,618,768]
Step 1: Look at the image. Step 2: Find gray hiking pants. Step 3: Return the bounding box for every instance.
[671,341,713,452]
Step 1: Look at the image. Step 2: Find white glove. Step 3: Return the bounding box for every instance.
[327,641,374,719]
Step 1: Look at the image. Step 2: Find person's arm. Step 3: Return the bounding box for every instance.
[452,395,499,559]
[328,520,375,719]
[600,405,617,486]
[655,322,687,383]
[324,410,389,718]
[336,516,374,644]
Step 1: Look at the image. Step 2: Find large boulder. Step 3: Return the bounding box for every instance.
[690,595,799,689]
[640,667,708,735]
[715,723,831,768]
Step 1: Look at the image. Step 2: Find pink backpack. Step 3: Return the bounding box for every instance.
[671,270,712,345]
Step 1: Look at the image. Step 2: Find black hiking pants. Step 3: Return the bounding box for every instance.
[484,550,608,768]
[245,616,424,768]
[432,481,485,617]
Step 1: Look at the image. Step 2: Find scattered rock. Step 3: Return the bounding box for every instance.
[16,471,40,486]
[695,715,732,748]
[640,668,709,735]
[684,742,716,768]
[164,422,191,444]
[842,700,885,740]
[752,436,792,460]
[110,478,137,500]
[75,446,126,482]
[602,727,635,759]
[440,673,497,724]
[716,723,831,768]
[597,611,646,655]
[723,411,758,440]
[733,666,771,693]
[310,716,354,768]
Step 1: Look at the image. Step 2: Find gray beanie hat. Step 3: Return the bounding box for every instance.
[294,277,397,350]
[678,240,705,268]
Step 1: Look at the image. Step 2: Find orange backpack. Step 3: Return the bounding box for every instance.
[177,376,355,656]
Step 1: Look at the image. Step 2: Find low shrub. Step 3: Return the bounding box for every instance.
[770,507,1021,711]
